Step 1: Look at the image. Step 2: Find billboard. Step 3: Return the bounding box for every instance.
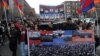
[40,4,65,21]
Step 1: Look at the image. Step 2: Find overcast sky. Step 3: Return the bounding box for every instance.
[26,0,77,14]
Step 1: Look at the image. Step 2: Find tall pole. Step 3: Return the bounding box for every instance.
[17,0,24,23]
[23,0,30,56]
[2,0,10,37]
[95,11,98,34]
[95,9,100,45]
[9,0,14,20]
[27,28,30,56]
[21,0,24,23]
[18,7,24,22]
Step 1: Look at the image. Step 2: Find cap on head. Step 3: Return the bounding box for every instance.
[67,18,72,21]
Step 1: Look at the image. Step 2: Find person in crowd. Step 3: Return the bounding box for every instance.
[0,22,4,46]
[47,22,53,31]
[38,23,48,30]
[9,23,21,56]
[64,18,78,30]
[33,23,41,38]
[95,20,100,47]
[78,21,84,30]
[86,22,92,30]
[19,24,28,56]
[15,20,22,30]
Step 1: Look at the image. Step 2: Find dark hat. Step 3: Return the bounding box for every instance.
[67,18,72,20]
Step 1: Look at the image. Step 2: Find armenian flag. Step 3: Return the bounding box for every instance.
[94,0,100,4]
[77,0,95,14]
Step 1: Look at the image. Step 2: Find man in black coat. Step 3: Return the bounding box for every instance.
[0,23,3,46]
[64,18,78,30]
[9,23,21,56]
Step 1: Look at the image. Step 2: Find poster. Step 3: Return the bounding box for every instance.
[27,30,95,56]
[40,4,65,22]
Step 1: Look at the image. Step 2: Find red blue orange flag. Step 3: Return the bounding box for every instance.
[94,0,100,4]
[2,0,8,9]
[77,0,95,14]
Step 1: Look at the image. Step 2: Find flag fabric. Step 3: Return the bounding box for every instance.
[14,0,21,9]
[17,4,23,10]
[77,0,95,14]
[18,7,24,15]
[88,7,96,13]
[9,0,14,12]
[14,0,24,15]
[77,8,82,14]
[82,2,95,12]
[14,0,18,4]
[0,0,3,16]
[81,0,93,9]
[0,0,2,8]
[2,0,9,10]
[0,0,9,19]
[2,0,8,9]
[0,0,3,10]
[94,0,100,3]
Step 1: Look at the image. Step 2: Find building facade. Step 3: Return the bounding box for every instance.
[63,1,80,19]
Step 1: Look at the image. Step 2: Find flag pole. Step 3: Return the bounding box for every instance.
[18,7,24,23]
[2,0,10,37]
[11,0,14,20]
[21,0,24,23]
[95,10,98,34]
[95,8,99,45]
[22,0,30,56]
[26,28,30,56]
[17,0,24,23]
[78,0,82,20]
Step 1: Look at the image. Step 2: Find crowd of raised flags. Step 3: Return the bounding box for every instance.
[0,0,24,19]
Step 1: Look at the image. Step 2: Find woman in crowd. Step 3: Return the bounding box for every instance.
[47,22,53,31]
[78,21,84,30]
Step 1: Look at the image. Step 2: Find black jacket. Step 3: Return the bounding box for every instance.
[9,28,21,44]
[64,23,77,30]
[0,26,3,35]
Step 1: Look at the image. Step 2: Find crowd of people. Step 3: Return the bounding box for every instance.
[39,18,93,30]
[0,17,95,56]
[30,42,95,56]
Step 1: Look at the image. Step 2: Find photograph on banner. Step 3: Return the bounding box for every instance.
[27,30,95,56]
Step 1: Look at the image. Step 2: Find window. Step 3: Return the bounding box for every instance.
[67,6,70,9]
[50,9,53,12]
[60,8,64,12]
[67,3,70,5]
[45,10,49,13]
[55,9,58,13]
[40,8,43,11]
